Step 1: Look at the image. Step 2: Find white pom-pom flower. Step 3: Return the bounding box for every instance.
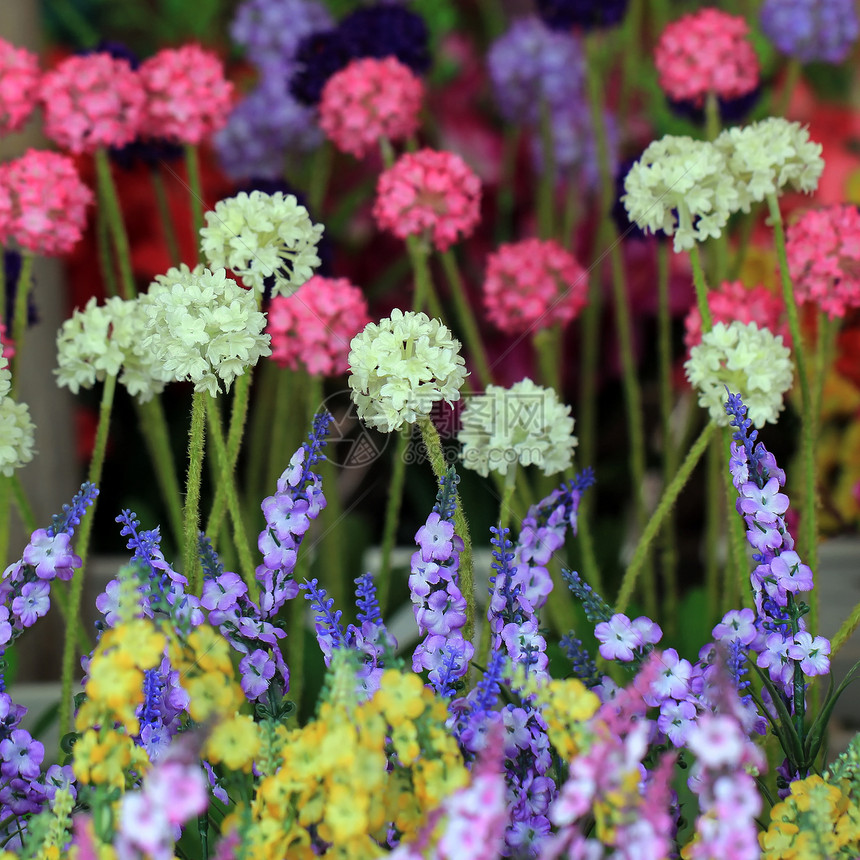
[348,309,467,432]
[139,266,271,397]
[685,321,793,428]
[458,378,577,478]
[200,190,324,297]
[0,350,34,476]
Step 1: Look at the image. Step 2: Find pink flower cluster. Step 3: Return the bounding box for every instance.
[138,45,233,145]
[39,53,145,153]
[373,148,482,252]
[482,238,588,335]
[684,280,789,350]
[319,57,424,159]
[654,9,759,105]
[0,149,93,256]
[266,275,370,376]
[0,38,40,135]
[786,204,860,319]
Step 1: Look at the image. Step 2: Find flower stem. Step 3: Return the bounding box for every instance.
[184,144,204,264]
[134,396,184,550]
[94,148,136,299]
[656,241,679,633]
[722,426,749,610]
[378,429,409,615]
[206,371,254,542]
[688,240,713,332]
[767,193,817,622]
[59,371,116,740]
[150,166,181,268]
[205,397,257,594]
[9,253,32,395]
[406,236,435,315]
[494,464,518,531]
[183,390,208,595]
[96,205,119,299]
[617,420,716,614]
[418,417,475,644]
[439,248,493,388]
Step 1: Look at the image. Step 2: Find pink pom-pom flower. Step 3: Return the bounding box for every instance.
[39,53,145,154]
[684,280,789,350]
[0,39,40,136]
[482,238,588,335]
[0,149,93,256]
[373,148,481,252]
[267,275,370,376]
[319,56,424,159]
[138,45,233,145]
[786,205,860,319]
[654,9,759,106]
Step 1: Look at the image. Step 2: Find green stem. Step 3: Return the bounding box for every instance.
[534,325,563,394]
[723,426,749,611]
[184,144,204,264]
[205,398,256,593]
[134,397,184,550]
[617,421,716,614]
[150,167,182,268]
[775,58,802,119]
[96,204,119,299]
[705,434,722,619]
[9,475,36,533]
[578,225,605,469]
[656,242,679,632]
[493,465,518,531]
[10,253,33,394]
[689,240,713,333]
[418,417,474,645]
[288,596,306,720]
[406,236,435,315]
[0,478,9,572]
[59,372,116,741]
[728,204,760,281]
[378,430,409,615]
[183,391,208,595]
[495,127,520,245]
[813,314,839,436]
[206,371,254,542]
[767,194,817,615]
[832,601,860,657]
[439,249,493,388]
[308,140,333,215]
[95,148,136,299]
[537,99,556,240]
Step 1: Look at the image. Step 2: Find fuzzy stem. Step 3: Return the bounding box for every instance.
[184,144,204,264]
[418,417,474,644]
[150,166,181,268]
[704,434,722,620]
[767,193,817,622]
[537,99,556,241]
[656,241,679,632]
[723,426,750,610]
[9,253,32,395]
[206,371,254,542]
[94,148,136,299]
[377,430,409,615]
[439,249,493,388]
[183,390,208,595]
[205,398,257,594]
[134,397,184,550]
[494,465,518,531]
[617,421,716,614]
[688,240,713,333]
[59,372,116,741]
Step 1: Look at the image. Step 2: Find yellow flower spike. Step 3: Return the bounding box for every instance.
[375,670,425,724]
[326,781,369,841]
[205,713,261,772]
[185,625,234,674]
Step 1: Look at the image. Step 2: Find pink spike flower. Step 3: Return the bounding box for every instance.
[483,237,588,335]
[267,275,370,377]
[319,56,424,159]
[0,39,40,136]
[0,149,93,256]
[654,8,759,106]
[138,44,234,145]
[684,280,789,350]
[39,52,145,154]
[373,148,482,252]
[786,204,860,319]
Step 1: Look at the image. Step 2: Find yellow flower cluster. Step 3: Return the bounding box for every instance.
[760,774,860,859]
[511,666,600,762]
[73,619,166,790]
[239,659,469,860]
[168,623,260,771]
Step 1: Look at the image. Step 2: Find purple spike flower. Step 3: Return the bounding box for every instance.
[760,0,859,64]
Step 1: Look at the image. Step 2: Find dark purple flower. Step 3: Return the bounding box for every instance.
[535,0,629,31]
[339,4,430,75]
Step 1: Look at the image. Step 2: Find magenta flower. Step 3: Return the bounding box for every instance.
[0,39,40,135]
